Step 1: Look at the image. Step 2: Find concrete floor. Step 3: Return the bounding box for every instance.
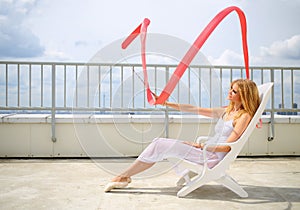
[0,158,299,210]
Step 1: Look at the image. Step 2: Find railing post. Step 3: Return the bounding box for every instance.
[164,67,169,138]
[268,68,275,141]
[51,64,57,143]
[164,108,169,138]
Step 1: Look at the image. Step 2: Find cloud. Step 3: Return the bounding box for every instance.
[260,35,300,60]
[208,35,300,67]
[43,50,71,61]
[207,49,244,66]
[0,0,44,58]
[75,40,88,47]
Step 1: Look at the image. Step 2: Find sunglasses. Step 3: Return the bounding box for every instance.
[230,87,238,94]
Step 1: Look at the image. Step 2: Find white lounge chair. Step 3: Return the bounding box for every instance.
[176,82,274,198]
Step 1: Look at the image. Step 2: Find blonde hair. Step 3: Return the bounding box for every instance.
[226,79,260,120]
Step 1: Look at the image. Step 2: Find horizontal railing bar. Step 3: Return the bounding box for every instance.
[1,61,300,70]
[0,107,298,113]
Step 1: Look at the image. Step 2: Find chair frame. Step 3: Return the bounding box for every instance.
[176,82,274,198]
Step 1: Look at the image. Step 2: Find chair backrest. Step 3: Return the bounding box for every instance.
[214,82,273,170]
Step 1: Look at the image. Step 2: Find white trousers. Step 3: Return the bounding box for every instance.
[137,138,220,168]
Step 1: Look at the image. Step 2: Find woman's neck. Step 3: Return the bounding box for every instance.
[233,103,242,112]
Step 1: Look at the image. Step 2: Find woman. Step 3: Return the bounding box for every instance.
[104,79,260,192]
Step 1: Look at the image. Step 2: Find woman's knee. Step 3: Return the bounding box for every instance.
[152,137,167,143]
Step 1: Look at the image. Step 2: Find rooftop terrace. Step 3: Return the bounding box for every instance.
[0,158,299,210]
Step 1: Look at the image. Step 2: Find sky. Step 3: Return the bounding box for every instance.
[1,0,300,67]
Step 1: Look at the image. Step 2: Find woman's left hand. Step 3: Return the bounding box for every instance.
[183,141,201,148]
[151,92,167,106]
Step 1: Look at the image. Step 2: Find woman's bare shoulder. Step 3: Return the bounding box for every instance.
[238,112,252,124]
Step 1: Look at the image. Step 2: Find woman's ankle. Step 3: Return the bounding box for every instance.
[111,176,131,182]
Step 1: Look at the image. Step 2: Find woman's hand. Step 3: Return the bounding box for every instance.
[151,92,167,106]
[183,141,202,149]
[151,92,158,101]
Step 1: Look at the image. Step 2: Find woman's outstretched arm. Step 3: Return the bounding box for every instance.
[163,101,225,118]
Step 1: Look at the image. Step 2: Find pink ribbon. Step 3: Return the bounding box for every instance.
[122,6,249,105]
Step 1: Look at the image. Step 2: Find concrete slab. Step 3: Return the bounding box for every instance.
[0,158,299,210]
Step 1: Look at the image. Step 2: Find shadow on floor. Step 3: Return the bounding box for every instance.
[107,184,300,205]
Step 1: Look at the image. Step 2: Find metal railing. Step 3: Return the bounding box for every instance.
[1,61,300,142]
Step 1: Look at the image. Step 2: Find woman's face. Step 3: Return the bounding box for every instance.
[228,83,241,103]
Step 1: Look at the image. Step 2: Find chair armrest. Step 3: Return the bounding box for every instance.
[196,136,209,144]
[203,141,237,148]
[201,141,238,169]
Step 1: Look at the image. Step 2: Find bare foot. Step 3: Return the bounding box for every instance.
[104,176,132,192]
[111,176,131,183]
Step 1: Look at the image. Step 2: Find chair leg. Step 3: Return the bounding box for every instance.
[176,170,198,186]
[177,175,210,197]
[216,175,248,198]
[176,175,189,186]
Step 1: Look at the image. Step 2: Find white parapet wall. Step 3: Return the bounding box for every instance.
[0,114,299,157]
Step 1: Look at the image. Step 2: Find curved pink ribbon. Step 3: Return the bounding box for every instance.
[122,6,249,105]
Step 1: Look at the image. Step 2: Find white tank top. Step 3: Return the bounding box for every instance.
[206,118,234,159]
